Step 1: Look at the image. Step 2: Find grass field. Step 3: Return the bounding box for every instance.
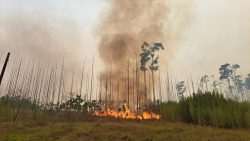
[1,119,250,141]
[1,92,250,141]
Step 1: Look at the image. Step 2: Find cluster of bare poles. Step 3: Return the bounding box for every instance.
[0,51,187,112]
[2,51,247,113]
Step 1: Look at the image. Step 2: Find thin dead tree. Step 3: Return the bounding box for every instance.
[105,74,108,110]
[25,59,36,98]
[84,73,89,101]
[158,70,163,103]
[5,57,18,96]
[79,59,86,97]
[61,70,67,103]
[37,63,46,106]
[132,60,135,110]
[51,64,58,104]
[70,72,74,98]
[0,52,10,86]
[89,58,94,102]
[57,60,65,105]
[117,80,120,109]
[12,58,23,97]
[46,65,54,105]
[109,59,112,107]
[95,73,99,101]
[136,57,140,114]
[124,71,127,103]
[11,57,30,122]
[127,59,130,108]
[32,60,42,106]
[42,64,50,104]
[99,74,102,107]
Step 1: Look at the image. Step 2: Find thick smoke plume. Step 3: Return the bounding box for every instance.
[97,0,192,102]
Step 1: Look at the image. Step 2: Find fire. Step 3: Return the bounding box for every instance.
[93,103,160,120]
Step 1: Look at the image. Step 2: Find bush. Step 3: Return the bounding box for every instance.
[161,91,250,128]
[160,102,179,122]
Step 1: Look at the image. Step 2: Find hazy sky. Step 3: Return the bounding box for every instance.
[171,0,250,77]
[0,0,250,77]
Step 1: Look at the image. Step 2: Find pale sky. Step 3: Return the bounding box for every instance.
[0,0,250,78]
[171,0,250,77]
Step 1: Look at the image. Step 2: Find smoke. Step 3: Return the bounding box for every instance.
[97,0,193,101]
[170,0,250,76]
[0,8,88,71]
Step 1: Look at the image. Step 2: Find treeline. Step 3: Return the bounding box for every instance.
[161,91,250,128]
[0,94,99,122]
[176,63,250,103]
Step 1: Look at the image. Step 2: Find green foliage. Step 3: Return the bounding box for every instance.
[60,95,84,112]
[140,42,151,71]
[0,95,33,108]
[0,95,38,121]
[59,95,98,112]
[140,42,164,72]
[161,102,179,122]
[161,91,250,128]
[245,74,250,90]
[176,81,186,95]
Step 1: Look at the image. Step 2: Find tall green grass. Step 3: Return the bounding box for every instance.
[161,91,250,128]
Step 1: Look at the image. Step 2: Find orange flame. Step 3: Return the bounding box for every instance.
[93,103,160,120]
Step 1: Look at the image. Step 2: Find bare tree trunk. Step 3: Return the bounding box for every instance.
[143,71,147,106]
[99,75,102,107]
[13,58,23,97]
[151,70,156,107]
[117,80,119,109]
[89,59,94,102]
[132,60,135,110]
[148,70,151,106]
[61,70,67,103]
[105,74,108,110]
[0,52,10,86]
[38,64,46,106]
[95,74,99,101]
[10,57,23,122]
[57,60,64,105]
[70,72,74,98]
[158,71,162,103]
[46,66,54,105]
[79,59,86,97]
[32,61,42,106]
[136,59,139,114]
[5,58,18,96]
[109,60,112,108]
[85,73,89,101]
[51,64,58,104]
[42,64,50,104]
[127,60,130,108]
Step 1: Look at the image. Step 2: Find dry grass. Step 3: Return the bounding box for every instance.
[0,119,250,141]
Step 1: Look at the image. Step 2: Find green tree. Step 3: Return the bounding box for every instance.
[219,64,236,95]
[140,42,151,104]
[245,74,250,90]
[140,42,164,106]
[149,43,164,105]
[199,75,210,92]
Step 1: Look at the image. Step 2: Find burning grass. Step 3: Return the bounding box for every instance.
[93,103,160,120]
